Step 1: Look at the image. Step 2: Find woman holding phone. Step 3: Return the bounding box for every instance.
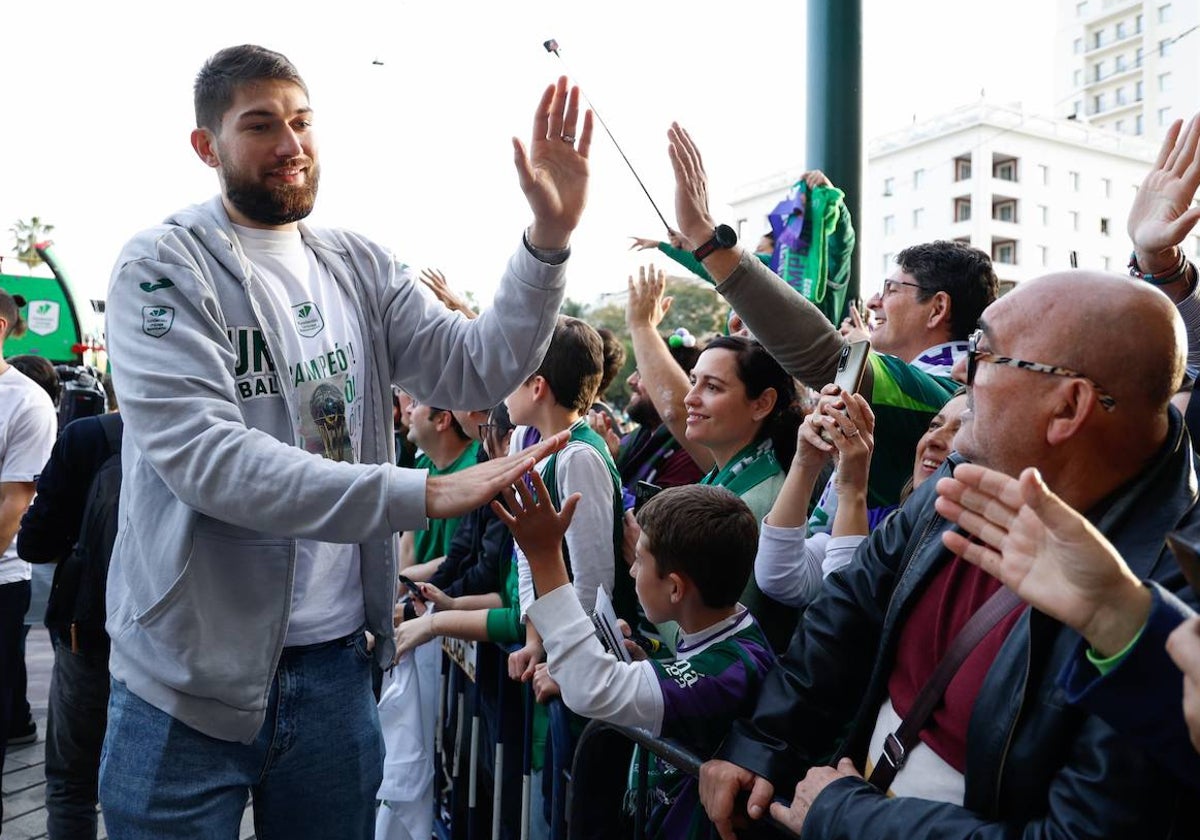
[755,388,969,607]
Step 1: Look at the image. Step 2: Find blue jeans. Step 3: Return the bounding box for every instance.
[45,630,110,840]
[99,631,383,840]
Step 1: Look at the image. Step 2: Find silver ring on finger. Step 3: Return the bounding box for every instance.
[843,427,860,438]
[562,134,576,143]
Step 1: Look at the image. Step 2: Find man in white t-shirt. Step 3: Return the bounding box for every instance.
[0,289,57,820]
[98,44,594,839]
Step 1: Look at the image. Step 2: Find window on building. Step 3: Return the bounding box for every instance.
[883,253,894,274]
[913,168,924,189]
[994,242,1016,264]
[1116,21,1127,39]
[883,215,895,235]
[1039,245,1050,267]
[1093,30,1104,49]
[1093,93,1106,114]
[1137,46,1144,66]
[954,197,972,222]
[1070,210,1080,231]
[954,156,972,181]
[1101,178,1111,198]
[1093,60,1105,82]
[1038,164,1050,185]
[1115,54,1127,72]
[1100,217,1111,235]
[1136,113,1145,134]
[1073,100,1083,118]
[1070,171,1081,191]
[1161,38,1172,58]
[913,208,925,229]
[1076,1,1088,18]
[994,200,1017,223]
[1160,107,1172,126]
[1160,72,1172,92]
[1136,13,1144,33]
[1039,204,1049,225]
[1073,68,1083,88]
[1136,80,1144,101]
[1160,3,1173,24]
[883,177,894,196]
[1074,37,1084,54]
[1115,86,1127,105]
[1115,119,1125,132]
[994,159,1018,181]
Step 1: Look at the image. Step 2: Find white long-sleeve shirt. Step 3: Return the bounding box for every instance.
[753,519,864,607]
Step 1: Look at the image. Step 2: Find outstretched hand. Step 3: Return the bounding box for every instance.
[419,268,477,319]
[426,429,570,520]
[1128,112,1200,274]
[629,236,662,251]
[626,264,672,330]
[515,76,594,251]
[491,468,579,570]
[667,123,717,250]
[934,463,1151,655]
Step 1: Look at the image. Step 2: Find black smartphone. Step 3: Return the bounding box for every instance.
[398,574,424,599]
[633,480,663,514]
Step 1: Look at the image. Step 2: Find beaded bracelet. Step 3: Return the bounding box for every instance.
[1129,248,1190,286]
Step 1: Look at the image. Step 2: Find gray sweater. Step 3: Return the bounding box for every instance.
[105,197,565,742]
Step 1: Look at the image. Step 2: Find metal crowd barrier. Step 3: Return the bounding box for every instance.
[429,638,800,840]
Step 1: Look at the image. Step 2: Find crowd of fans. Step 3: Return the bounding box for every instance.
[3,41,1200,840]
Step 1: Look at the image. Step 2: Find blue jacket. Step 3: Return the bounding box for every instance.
[1060,581,1200,790]
[718,407,1200,838]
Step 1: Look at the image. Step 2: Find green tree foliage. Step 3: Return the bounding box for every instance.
[9,216,54,272]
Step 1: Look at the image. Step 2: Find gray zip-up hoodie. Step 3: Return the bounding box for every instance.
[104,197,565,742]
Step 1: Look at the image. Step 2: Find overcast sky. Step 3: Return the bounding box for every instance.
[0,0,1057,331]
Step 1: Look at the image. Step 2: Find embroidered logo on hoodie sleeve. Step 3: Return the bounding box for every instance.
[142,306,175,338]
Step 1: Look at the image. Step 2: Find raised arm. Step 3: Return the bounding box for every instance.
[665,123,859,391]
[625,264,715,470]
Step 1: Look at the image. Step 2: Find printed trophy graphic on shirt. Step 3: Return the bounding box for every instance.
[302,381,354,462]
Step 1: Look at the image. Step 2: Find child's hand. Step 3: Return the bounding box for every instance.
[492,469,581,562]
[532,662,562,703]
[507,638,545,682]
[616,618,650,662]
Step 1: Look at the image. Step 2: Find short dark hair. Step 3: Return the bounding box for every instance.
[702,335,802,465]
[896,241,999,341]
[0,290,27,340]
[194,44,308,131]
[429,406,470,442]
[637,484,758,608]
[6,354,60,406]
[596,328,626,398]
[535,317,603,414]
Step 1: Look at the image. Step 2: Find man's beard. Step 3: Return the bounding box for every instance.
[223,160,320,226]
[626,394,661,428]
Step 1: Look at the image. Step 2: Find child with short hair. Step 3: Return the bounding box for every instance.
[495,477,776,839]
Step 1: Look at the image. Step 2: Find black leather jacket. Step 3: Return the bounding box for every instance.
[718,408,1200,838]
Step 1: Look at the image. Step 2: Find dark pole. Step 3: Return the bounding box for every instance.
[807,0,863,310]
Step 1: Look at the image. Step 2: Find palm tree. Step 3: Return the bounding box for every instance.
[9,216,54,272]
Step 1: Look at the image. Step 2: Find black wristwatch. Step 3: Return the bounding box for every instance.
[691,224,738,260]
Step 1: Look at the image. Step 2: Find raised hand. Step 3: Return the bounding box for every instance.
[626,264,672,330]
[491,468,579,566]
[934,463,1151,656]
[1128,113,1200,274]
[667,123,717,250]
[514,76,594,250]
[586,409,621,457]
[628,236,662,252]
[419,268,477,319]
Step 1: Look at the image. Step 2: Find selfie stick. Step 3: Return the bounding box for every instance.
[543,38,672,233]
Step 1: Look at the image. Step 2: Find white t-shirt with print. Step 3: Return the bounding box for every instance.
[235,224,366,645]
[0,365,57,585]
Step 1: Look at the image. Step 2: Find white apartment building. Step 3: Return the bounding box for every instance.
[730,102,1160,297]
[1054,0,1200,142]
